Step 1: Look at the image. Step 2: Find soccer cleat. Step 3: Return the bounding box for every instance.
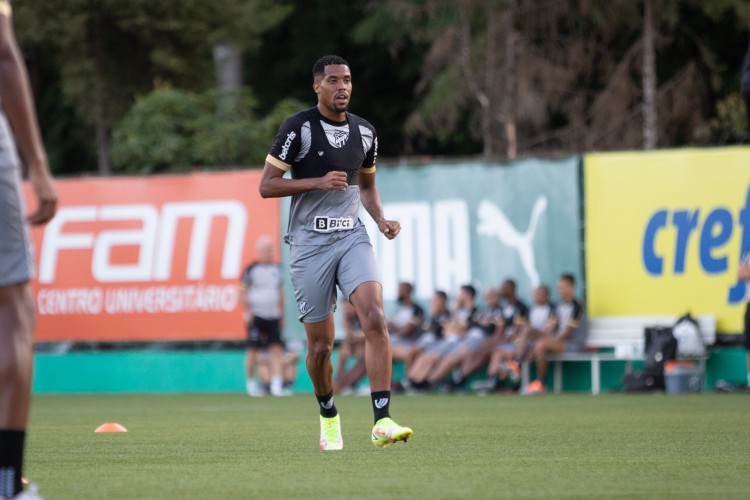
[319,414,343,451]
[523,379,546,395]
[371,417,413,448]
[13,484,44,500]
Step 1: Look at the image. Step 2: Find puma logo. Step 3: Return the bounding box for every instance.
[477,197,548,288]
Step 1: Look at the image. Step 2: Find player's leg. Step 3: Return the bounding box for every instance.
[264,320,286,396]
[526,337,565,394]
[0,282,35,499]
[460,339,494,380]
[341,240,412,446]
[303,317,343,450]
[427,347,467,385]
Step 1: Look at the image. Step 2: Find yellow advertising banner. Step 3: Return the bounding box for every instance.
[585,147,750,333]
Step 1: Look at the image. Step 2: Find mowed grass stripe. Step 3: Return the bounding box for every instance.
[26,394,750,499]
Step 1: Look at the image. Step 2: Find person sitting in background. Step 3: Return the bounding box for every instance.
[481,284,554,391]
[256,346,300,396]
[406,285,479,391]
[451,285,514,390]
[395,290,451,392]
[333,299,367,394]
[524,274,586,395]
[389,282,425,366]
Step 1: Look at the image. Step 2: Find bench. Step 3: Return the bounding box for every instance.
[520,315,717,395]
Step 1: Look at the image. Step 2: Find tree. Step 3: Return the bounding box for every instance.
[14,0,290,175]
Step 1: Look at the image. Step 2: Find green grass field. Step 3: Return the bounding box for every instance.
[25,393,750,499]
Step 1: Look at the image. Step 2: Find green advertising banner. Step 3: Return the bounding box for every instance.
[281,158,582,337]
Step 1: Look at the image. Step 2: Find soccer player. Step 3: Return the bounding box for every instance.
[0,1,58,497]
[259,55,413,450]
[240,236,286,397]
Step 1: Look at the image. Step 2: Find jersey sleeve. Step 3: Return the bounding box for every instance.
[266,116,304,172]
[567,301,584,328]
[514,302,530,325]
[360,123,378,173]
[240,264,254,289]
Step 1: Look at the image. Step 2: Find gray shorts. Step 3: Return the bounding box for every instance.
[0,116,34,287]
[289,229,380,323]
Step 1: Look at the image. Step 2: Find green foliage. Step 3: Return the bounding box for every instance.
[111,87,304,173]
[694,93,749,144]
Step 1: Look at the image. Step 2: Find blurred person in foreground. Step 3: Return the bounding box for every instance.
[240,236,287,396]
[0,1,58,498]
[259,54,412,450]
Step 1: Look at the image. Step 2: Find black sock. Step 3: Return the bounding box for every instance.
[316,391,338,418]
[371,390,391,424]
[0,430,25,498]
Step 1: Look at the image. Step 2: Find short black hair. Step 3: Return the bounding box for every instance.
[435,290,448,301]
[313,55,349,81]
[502,279,516,290]
[460,284,476,298]
[399,282,414,293]
[560,273,575,286]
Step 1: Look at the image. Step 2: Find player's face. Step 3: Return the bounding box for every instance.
[558,279,574,302]
[315,64,352,117]
[533,286,548,305]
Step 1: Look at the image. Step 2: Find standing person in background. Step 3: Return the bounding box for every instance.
[240,236,287,397]
[0,1,58,498]
[259,55,412,450]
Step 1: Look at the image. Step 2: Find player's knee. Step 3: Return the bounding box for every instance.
[308,340,333,363]
[358,306,387,334]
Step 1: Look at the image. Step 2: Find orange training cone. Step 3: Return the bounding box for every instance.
[95,422,128,433]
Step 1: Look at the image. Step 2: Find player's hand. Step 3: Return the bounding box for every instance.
[26,167,57,225]
[378,219,400,240]
[317,171,348,191]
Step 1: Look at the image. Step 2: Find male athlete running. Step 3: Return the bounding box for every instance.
[259,55,412,450]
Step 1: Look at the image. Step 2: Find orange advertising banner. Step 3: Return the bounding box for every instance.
[23,170,279,342]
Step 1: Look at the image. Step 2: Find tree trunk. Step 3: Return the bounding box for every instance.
[95,119,111,176]
[642,0,658,150]
[92,14,111,176]
[503,0,518,160]
[213,43,243,122]
[212,43,243,91]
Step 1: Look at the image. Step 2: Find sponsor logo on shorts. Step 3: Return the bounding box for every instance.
[314,216,354,233]
[279,131,296,161]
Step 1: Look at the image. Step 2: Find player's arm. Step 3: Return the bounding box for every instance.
[0,4,56,225]
[359,171,400,240]
[557,304,583,342]
[259,161,348,198]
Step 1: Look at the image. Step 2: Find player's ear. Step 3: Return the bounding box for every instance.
[313,80,320,94]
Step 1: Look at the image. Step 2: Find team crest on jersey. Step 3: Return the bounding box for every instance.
[332,130,349,148]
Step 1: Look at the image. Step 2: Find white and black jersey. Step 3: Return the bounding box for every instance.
[529,303,555,331]
[554,299,587,350]
[240,262,283,320]
[266,106,378,246]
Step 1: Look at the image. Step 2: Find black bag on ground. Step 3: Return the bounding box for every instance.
[623,326,677,392]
